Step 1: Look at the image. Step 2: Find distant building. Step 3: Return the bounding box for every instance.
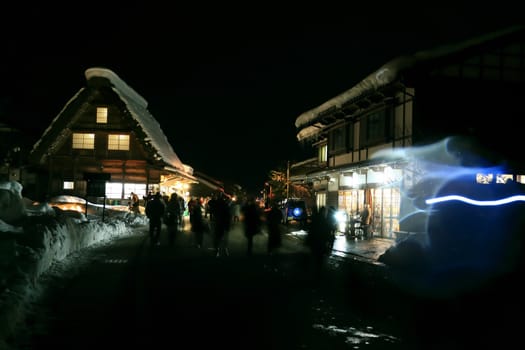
[291,25,525,238]
[0,123,25,183]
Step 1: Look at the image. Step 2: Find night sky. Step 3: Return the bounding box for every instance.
[1,2,522,193]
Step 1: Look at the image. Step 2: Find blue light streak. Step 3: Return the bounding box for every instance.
[425,195,525,206]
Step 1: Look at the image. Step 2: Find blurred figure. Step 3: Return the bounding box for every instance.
[145,192,165,246]
[129,192,140,214]
[306,206,333,283]
[360,203,372,239]
[230,200,241,224]
[242,196,262,256]
[326,206,338,240]
[206,194,217,221]
[212,192,231,257]
[190,197,205,248]
[266,203,283,255]
[165,193,182,246]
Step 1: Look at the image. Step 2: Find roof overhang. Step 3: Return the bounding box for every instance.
[163,166,198,183]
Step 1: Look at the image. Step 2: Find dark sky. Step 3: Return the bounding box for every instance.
[1,2,522,193]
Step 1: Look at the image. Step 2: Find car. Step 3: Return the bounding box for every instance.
[281,199,308,226]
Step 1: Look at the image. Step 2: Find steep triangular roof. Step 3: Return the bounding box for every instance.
[30,67,195,180]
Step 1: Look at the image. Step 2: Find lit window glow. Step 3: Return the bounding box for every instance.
[319,144,327,162]
[108,135,130,150]
[96,107,108,123]
[72,133,95,149]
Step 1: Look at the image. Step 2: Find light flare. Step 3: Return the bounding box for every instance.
[425,195,525,206]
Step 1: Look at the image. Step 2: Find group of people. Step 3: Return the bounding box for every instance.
[142,190,372,276]
[144,191,185,246]
[142,190,285,257]
[304,203,373,281]
[188,193,283,257]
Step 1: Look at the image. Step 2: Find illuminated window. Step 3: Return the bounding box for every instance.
[72,133,95,149]
[316,192,327,209]
[105,182,123,199]
[63,181,74,190]
[318,144,328,163]
[108,134,130,150]
[96,107,108,123]
[124,183,147,199]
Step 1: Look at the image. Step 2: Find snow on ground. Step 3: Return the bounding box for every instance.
[0,180,149,347]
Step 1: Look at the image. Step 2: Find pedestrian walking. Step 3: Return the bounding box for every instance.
[212,192,231,257]
[165,192,182,246]
[242,196,262,256]
[266,203,283,255]
[360,203,372,239]
[145,192,165,246]
[306,206,333,283]
[190,198,205,248]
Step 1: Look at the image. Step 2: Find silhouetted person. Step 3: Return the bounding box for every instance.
[306,206,333,283]
[204,195,213,220]
[165,192,182,246]
[190,198,205,248]
[326,206,338,239]
[145,192,165,246]
[360,203,372,239]
[213,192,231,257]
[242,196,262,256]
[266,204,283,255]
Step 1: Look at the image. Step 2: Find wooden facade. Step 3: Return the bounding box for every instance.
[29,67,197,201]
[291,26,525,238]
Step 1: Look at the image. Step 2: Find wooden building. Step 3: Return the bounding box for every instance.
[291,25,525,238]
[28,67,199,203]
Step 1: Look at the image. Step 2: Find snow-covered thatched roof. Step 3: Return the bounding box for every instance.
[30,67,195,180]
[85,67,190,174]
[295,25,524,139]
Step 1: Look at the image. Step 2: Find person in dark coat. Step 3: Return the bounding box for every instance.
[165,192,182,246]
[242,196,262,256]
[145,192,165,246]
[360,203,372,239]
[266,203,283,255]
[212,193,231,257]
[306,206,333,283]
[190,198,205,248]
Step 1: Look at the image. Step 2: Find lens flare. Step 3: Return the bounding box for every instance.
[425,194,525,206]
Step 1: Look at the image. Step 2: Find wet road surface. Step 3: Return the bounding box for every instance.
[6,220,523,349]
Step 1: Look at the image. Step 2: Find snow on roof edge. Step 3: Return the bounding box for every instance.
[295,25,524,131]
[294,55,413,129]
[30,88,86,158]
[112,87,187,172]
[85,67,148,109]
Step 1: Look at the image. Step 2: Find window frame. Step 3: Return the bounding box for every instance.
[72,133,95,150]
[96,107,108,124]
[107,134,130,151]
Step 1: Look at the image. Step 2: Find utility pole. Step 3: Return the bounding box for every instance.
[286,160,290,200]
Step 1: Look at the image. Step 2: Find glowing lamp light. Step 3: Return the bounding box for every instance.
[292,207,303,217]
[425,195,525,206]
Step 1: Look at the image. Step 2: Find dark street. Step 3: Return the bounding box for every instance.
[6,219,524,349]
